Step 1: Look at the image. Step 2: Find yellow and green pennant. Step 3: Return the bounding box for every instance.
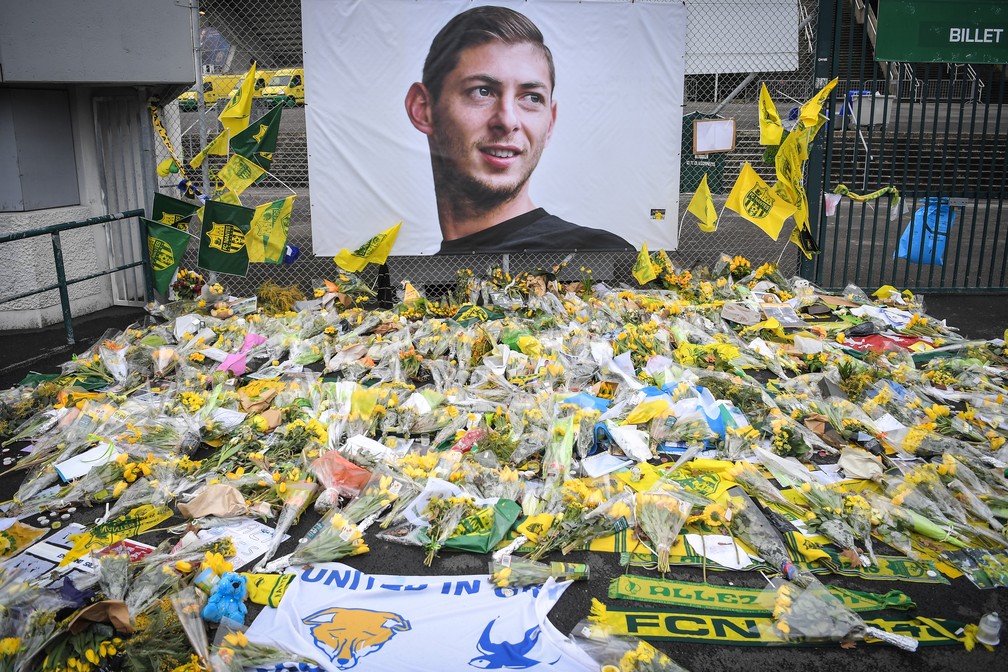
[588,600,964,647]
[145,218,193,294]
[334,222,402,272]
[758,83,783,146]
[213,153,266,196]
[230,103,283,171]
[198,199,254,277]
[632,243,658,285]
[189,127,230,169]
[725,162,797,241]
[248,195,295,263]
[242,572,295,607]
[151,192,199,231]
[219,62,257,137]
[687,173,718,232]
[798,76,839,127]
[61,504,172,566]
[608,574,916,614]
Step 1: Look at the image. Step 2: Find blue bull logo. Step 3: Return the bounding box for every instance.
[303,607,411,669]
[469,618,558,669]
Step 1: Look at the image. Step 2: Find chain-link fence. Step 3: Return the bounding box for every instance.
[156,0,819,299]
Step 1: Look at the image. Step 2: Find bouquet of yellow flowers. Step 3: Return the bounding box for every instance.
[635,488,692,574]
[573,619,690,672]
[340,470,405,526]
[762,577,918,650]
[291,510,370,565]
[489,557,589,588]
[525,478,626,562]
[420,494,481,566]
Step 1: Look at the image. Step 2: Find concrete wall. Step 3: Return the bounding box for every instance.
[0,86,114,331]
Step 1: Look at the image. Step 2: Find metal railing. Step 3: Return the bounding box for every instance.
[0,210,150,345]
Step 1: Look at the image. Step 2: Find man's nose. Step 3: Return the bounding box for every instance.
[490,97,519,132]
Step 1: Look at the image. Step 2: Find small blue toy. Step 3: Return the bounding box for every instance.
[202,571,248,624]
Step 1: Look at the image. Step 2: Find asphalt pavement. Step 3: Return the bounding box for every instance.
[1,294,1006,671]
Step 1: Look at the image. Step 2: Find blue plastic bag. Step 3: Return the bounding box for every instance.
[896,197,957,266]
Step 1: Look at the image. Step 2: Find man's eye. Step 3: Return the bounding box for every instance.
[524,93,545,105]
[473,87,492,97]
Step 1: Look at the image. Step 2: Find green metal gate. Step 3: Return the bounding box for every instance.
[810,0,1008,291]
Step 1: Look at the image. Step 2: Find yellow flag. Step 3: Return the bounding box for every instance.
[758,83,783,146]
[799,76,838,127]
[189,128,230,169]
[623,398,670,425]
[248,195,295,263]
[334,222,402,272]
[687,173,718,232]
[773,131,805,227]
[794,113,828,161]
[725,162,796,241]
[632,242,658,285]
[214,153,265,196]
[219,63,257,137]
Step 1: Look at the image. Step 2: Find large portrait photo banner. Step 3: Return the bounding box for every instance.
[303,0,687,256]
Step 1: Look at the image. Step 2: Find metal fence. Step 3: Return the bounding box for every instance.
[811,0,1008,292]
[148,0,822,300]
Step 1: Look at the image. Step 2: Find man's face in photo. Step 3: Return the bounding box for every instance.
[427,41,557,207]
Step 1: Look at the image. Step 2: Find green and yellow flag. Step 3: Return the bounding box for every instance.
[799,76,839,127]
[758,83,783,146]
[198,199,254,276]
[334,222,402,272]
[190,127,230,169]
[725,162,797,241]
[219,63,257,137]
[248,195,295,263]
[213,153,266,196]
[230,103,283,171]
[145,218,192,294]
[151,192,198,231]
[687,173,718,232]
[632,242,658,285]
[772,129,820,259]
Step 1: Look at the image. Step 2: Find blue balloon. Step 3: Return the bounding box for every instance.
[283,244,300,264]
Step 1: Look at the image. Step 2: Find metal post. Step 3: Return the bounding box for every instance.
[138,217,155,300]
[802,0,837,280]
[191,0,211,197]
[50,232,75,345]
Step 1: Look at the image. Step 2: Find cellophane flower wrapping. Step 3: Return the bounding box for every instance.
[489,557,588,588]
[572,618,691,672]
[290,509,370,565]
[635,488,692,573]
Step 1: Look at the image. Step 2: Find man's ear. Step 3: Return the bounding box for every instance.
[405,82,434,135]
[545,100,558,145]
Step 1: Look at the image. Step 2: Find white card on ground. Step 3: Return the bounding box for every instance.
[684,533,752,570]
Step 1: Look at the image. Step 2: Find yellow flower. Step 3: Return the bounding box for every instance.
[0,637,20,656]
[223,631,249,648]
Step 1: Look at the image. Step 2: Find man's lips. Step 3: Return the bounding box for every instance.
[479,146,522,167]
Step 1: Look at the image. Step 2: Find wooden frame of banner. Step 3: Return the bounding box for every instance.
[693,117,736,154]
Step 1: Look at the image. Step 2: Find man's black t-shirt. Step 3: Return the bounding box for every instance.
[437,208,632,254]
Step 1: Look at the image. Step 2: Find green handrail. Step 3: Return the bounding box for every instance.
[0,208,149,346]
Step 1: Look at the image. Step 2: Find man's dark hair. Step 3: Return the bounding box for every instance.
[422,6,555,102]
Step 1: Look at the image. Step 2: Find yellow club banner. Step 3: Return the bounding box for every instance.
[334,222,402,272]
[725,162,797,241]
[799,76,839,127]
[631,242,658,285]
[758,83,783,145]
[219,62,257,137]
[687,173,718,232]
